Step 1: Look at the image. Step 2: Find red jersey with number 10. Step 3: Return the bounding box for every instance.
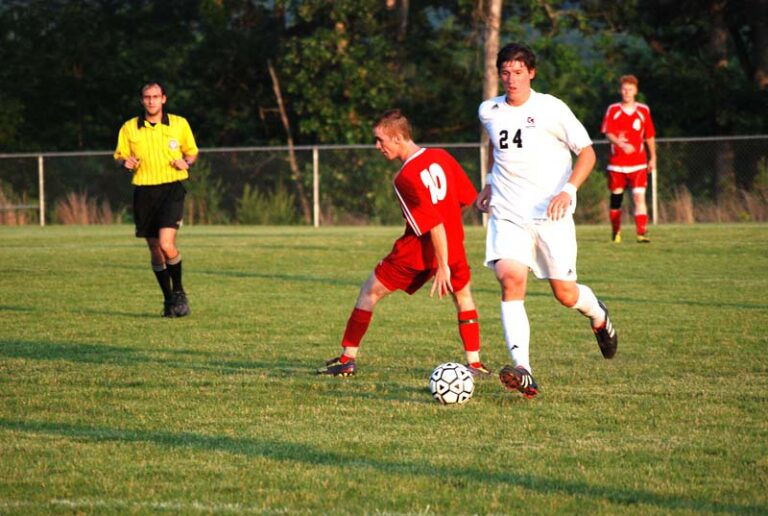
[601,102,656,173]
[386,147,477,270]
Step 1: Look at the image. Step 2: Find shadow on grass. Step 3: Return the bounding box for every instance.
[0,305,34,313]
[0,340,307,376]
[0,418,762,514]
[103,263,363,288]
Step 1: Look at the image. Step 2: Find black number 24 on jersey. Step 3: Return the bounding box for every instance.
[499,129,522,149]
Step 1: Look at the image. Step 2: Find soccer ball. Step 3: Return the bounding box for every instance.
[429,362,474,405]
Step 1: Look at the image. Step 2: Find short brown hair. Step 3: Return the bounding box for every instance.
[497,43,536,74]
[620,74,639,87]
[373,109,412,140]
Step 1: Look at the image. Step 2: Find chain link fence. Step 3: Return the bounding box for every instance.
[1,136,766,226]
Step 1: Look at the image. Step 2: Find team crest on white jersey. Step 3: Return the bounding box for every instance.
[526,116,535,128]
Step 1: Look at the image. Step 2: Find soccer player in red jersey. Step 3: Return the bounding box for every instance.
[601,74,657,243]
[317,109,490,378]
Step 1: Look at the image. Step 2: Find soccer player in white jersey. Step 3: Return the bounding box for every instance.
[476,42,618,398]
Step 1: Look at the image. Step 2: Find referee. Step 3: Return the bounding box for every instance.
[114,81,198,317]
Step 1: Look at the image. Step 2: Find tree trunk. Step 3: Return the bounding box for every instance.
[267,61,312,224]
[753,0,768,88]
[480,0,502,171]
[482,0,502,104]
[709,1,737,200]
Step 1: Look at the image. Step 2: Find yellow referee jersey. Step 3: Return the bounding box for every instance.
[114,113,199,186]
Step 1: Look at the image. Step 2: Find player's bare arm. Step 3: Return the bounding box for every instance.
[606,132,635,154]
[646,136,657,172]
[475,141,494,212]
[547,145,596,221]
[120,156,140,170]
[171,155,197,171]
[475,184,492,213]
[428,223,453,299]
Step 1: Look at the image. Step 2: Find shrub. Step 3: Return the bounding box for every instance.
[236,184,299,225]
[53,192,117,224]
[184,159,228,224]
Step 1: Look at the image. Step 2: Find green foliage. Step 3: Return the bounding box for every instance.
[278,0,404,144]
[184,159,228,224]
[236,183,299,225]
[573,169,607,224]
[0,224,766,512]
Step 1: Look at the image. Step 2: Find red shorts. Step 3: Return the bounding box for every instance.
[608,169,648,192]
[374,257,471,295]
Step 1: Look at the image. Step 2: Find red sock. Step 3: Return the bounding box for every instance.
[635,214,648,235]
[341,308,372,349]
[457,310,480,352]
[610,209,622,234]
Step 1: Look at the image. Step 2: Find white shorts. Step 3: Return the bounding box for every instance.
[484,216,578,281]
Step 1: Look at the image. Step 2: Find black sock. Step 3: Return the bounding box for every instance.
[167,258,183,293]
[152,266,173,301]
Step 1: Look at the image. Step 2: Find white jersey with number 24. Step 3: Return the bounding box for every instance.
[479,90,592,223]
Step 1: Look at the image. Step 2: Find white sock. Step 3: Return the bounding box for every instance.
[500,300,531,372]
[572,284,606,328]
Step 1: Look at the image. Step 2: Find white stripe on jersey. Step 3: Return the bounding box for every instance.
[394,186,422,236]
[394,148,427,236]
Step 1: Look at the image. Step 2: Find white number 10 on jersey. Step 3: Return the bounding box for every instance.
[420,164,447,204]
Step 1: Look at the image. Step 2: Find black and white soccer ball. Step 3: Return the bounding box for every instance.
[429,362,474,405]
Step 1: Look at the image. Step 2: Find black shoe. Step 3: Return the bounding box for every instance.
[499,365,539,398]
[171,290,191,317]
[465,362,492,378]
[162,299,175,318]
[593,300,617,358]
[317,356,357,376]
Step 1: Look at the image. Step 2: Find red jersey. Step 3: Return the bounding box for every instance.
[601,102,656,173]
[386,147,477,270]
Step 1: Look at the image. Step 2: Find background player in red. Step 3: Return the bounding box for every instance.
[601,74,657,243]
[317,109,490,378]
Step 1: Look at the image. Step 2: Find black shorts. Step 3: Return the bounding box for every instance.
[133,181,186,238]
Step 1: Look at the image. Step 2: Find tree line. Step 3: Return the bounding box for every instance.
[1,0,765,153]
[1,0,766,225]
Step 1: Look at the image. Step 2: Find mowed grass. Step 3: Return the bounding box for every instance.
[0,223,766,514]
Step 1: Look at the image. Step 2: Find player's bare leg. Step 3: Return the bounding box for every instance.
[610,188,624,243]
[451,283,489,376]
[495,259,538,397]
[149,228,189,317]
[550,279,617,359]
[146,237,173,316]
[632,188,650,242]
[318,273,393,376]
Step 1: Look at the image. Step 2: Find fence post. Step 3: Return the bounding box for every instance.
[479,142,488,227]
[38,155,45,227]
[651,168,658,225]
[312,145,319,228]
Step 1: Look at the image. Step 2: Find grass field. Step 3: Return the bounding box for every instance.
[1,223,767,514]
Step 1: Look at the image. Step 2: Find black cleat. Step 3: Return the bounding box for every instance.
[317,356,357,377]
[593,300,618,358]
[162,299,175,318]
[171,290,191,317]
[499,365,539,398]
[465,362,493,378]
